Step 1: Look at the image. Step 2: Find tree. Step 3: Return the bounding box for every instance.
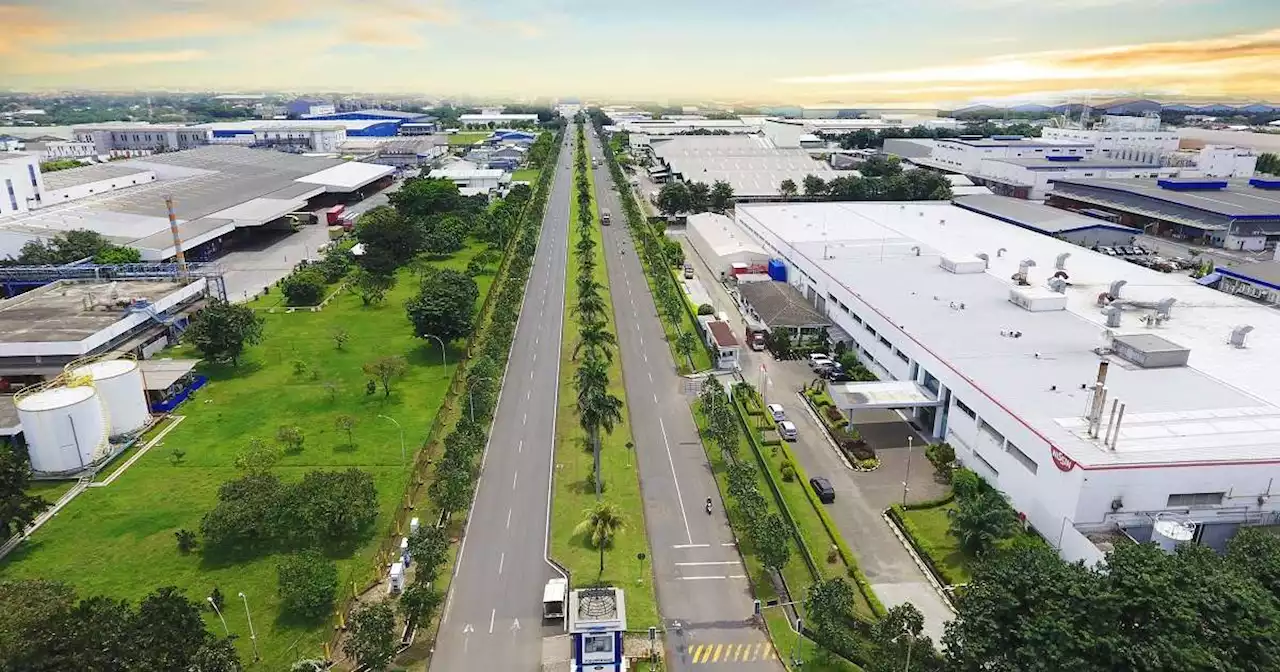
[948,490,1018,556]
[575,350,623,496]
[345,602,397,671]
[1227,527,1280,602]
[406,524,451,582]
[333,328,350,350]
[186,299,264,366]
[924,442,956,481]
[175,528,198,553]
[710,180,735,212]
[573,500,626,575]
[277,425,305,454]
[363,355,408,398]
[766,329,792,358]
[16,229,114,265]
[0,446,49,539]
[281,267,327,306]
[93,245,142,265]
[389,177,462,223]
[752,513,791,575]
[233,437,282,473]
[574,319,618,362]
[334,414,356,448]
[199,472,283,554]
[188,637,243,672]
[802,174,828,197]
[860,155,903,178]
[318,244,353,283]
[805,578,857,655]
[687,181,711,213]
[421,214,469,256]
[429,465,475,520]
[406,268,479,343]
[778,178,798,200]
[50,595,138,670]
[399,580,443,628]
[0,579,75,666]
[347,267,396,306]
[1258,152,1280,175]
[355,205,421,272]
[656,181,691,217]
[675,330,699,372]
[277,468,379,548]
[276,550,338,621]
[133,586,213,670]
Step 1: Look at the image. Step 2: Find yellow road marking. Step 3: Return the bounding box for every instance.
[712,644,723,662]
[690,645,704,663]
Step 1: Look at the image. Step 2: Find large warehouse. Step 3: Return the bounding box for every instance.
[734,200,1280,565]
[954,194,1141,248]
[0,145,393,261]
[1048,176,1280,251]
[646,135,835,199]
[685,212,769,277]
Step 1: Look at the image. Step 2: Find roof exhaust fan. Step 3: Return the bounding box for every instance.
[1230,325,1254,348]
[975,252,990,269]
[1055,252,1071,270]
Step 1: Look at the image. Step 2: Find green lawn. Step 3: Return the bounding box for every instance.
[897,503,972,585]
[24,479,77,503]
[512,168,539,183]
[549,136,658,629]
[447,132,491,146]
[0,244,497,668]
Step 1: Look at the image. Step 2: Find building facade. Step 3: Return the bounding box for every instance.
[0,153,43,215]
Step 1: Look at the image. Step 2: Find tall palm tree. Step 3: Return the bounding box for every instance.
[573,501,626,575]
[576,276,603,299]
[574,290,607,323]
[576,352,623,498]
[574,319,617,362]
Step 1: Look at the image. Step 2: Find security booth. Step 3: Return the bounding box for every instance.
[569,586,627,672]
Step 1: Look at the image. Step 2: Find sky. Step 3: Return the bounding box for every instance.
[2,0,1280,106]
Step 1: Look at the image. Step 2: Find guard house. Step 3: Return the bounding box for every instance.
[568,587,627,672]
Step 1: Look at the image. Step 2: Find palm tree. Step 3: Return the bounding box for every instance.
[574,290,607,323]
[574,319,617,362]
[576,352,623,498]
[573,501,626,575]
[948,492,1018,556]
[576,276,603,299]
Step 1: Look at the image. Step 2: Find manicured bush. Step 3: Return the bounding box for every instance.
[824,405,845,424]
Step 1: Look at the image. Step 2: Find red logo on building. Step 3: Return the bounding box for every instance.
[1050,446,1076,472]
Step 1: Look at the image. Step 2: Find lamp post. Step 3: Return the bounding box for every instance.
[790,617,804,668]
[902,436,914,507]
[377,414,405,471]
[238,592,260,662]
[892,627,916,672]
[206,596,229,636]
[422,334,447,368]
[467,376,496,424]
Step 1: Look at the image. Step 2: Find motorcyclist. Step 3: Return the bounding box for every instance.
[705,497,713,514]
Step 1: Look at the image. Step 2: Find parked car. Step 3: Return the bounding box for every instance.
[808,353,833,370]
[766,403,787,422]
[1098,246,1117,256]
[683,263,694,279]
[778,420,798,441]
[809,476,836,504]
[819,363,845,379]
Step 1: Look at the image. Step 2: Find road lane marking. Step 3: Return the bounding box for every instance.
[507,509,512,529]
[489,609,496,634]
[643,351,648,363]
[523,413,527,425]
[672,543,710,548]
[675,561,738,566]
[722,542,736,547]
[680,576,725,580]
[730,574,747,579]
[653,393,658,403]
[512,471,518,490]
[530,369,535,380]
[518,439,523,453]
[690,645,704,663]
[498,552,504,575]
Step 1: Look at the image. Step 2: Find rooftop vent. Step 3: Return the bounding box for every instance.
[1111,333,1190,368]
[1009,286,1067,312]
[1103,304,1122,328]
[940,255,986,274]
[975,252,990,269]
[1048,276,1068,294]
[1158,178,1228,191]
[1230,325,1254,348]
[1055,252,1071,270]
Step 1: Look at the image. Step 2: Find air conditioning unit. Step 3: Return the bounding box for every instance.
[1009,287,1067,312]
[940,255,985,274]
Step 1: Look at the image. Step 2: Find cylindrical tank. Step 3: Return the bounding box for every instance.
[71,359,150,437]
[16,385,108,474]
[1152,519,1195,553]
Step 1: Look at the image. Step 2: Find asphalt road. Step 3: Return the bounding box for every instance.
[586,128,784,671]
[430,135,572,671]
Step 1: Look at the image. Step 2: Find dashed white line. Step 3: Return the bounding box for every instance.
[518,439,523,453]
[523,413,527,425]
[507,509,512,529]
[489,609,496,634]
[679,576,727,581]
[498,552,505,575]
[512,471,519,490]
[653,393,659,404]
[526,390,531,400]
[647,371,653,382]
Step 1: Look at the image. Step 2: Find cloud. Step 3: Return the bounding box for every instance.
[778,27,1280,103]
[13,49,208,75]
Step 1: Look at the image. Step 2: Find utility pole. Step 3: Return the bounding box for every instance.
[902,435,914,507]
[238,592,260,662]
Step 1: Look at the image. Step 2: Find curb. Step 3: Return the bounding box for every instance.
[794,391,853,471]
[880,509,958,613]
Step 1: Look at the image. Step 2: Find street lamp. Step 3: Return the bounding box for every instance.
[902,435,914,507]
[892,627,916,672]
[791,617,804,668]
[377,414,406,471]
[467,376,496,424]
[238,592,260,662]
[421,334,447,368]
[206,596,229,636]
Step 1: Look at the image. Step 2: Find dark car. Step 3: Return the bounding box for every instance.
[809,476,836,504]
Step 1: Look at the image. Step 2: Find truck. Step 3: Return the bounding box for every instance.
[744,322,768,352]
[543,577,568,620]
[325,205,346,226]
[601,209,611,225]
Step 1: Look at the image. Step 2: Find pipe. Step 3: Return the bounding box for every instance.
[165,195,189,282]
[1110,403,1127,450]
[1104,398,1120,446]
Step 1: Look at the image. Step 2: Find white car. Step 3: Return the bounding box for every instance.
[808,353,833,370]
[778,420,798,441]
[767,403,787,422]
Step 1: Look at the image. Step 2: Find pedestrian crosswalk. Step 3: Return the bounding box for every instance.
[688,641,777,664]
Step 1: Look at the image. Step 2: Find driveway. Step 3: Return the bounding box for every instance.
[678,237,956,644]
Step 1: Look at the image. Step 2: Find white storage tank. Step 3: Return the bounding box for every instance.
[16,385,109,474]
[1152,519,1196,553]
[70,359,150,437]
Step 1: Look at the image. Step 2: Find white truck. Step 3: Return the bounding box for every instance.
[543,577,568,620]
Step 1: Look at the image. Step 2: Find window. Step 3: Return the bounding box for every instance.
[850,313,862,325]
[979,419,1005,446]
[27,164,37,188]
[894,348,909,363]
[584,634,614,654]
[955,398,976,419]
[878,336,891,349]
[1007,442,1038,474]
[866,325,877,337]
[5,179,16,211]
[972,450,999,476]
[1167,492,1224,508]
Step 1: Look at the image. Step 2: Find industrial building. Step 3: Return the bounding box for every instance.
[0,145,393,261]
[426,164,508,194]
[643,135,835,199]
[457,113,539,128]
[1048,177,1280,251]
[72,124,211,156]
[974,157,1171,200]
[733,199,1280,564]
[685,212,769,278]
[1041,115,1180,157]
[303,108,434,125]
[762,117,960,148]
[919,137,1097,174]
[287,99,335,117]
[0,152,43,216]
[954,194,1140,248]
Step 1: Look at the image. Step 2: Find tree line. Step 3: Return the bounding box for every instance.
[654,179,734,218]
[779,167,952,202]
[1258,152,1280,175]
[3,228,141,266]
[828,122,1043,151]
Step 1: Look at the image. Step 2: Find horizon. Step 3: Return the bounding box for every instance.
[2,0,1279,106]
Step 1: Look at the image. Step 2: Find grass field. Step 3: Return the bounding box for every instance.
[549,137,658,629]
[447,132,491,145]
[512,168,539,183]
[898,502,971,585]
[24,479,77,503]
[0,244,496,668]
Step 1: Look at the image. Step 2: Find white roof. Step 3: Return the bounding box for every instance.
[688,212,767,258]
[296,162,393,191]
[652,135,834,197]
[737,201,1280,468]
[195,119,382,132]
[428,168,505,180]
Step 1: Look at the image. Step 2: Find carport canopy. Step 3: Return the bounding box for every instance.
[829,381,941,411]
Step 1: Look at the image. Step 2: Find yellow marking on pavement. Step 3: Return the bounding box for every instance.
[712,644,723,662]
[688,640,777,664]
[690,645,704,663]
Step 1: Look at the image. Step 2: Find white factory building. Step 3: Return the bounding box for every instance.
[734,200,1280,564]
[642,134,835,199]
[0,152,44,216]
[921,137,1097,174]
[1041,115,1181,157]
[974,157,1173,200]
[685,212,769,278]
[457,113,539,128]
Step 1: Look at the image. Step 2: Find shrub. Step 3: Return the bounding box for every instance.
[277,550,338,621]
[281,267,327,306]
[824,405,845,424]
[696,303,715,316]
[779,460,797,482]
[925,442,956,481]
